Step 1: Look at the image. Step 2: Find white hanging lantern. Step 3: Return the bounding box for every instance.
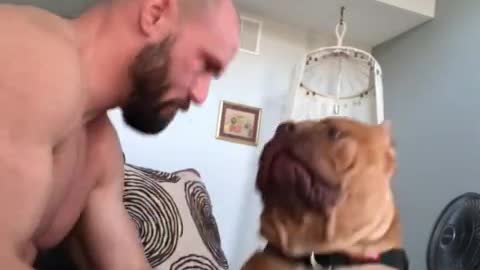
[286,7,384,124]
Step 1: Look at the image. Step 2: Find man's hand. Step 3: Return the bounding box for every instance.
[71,117,151,270]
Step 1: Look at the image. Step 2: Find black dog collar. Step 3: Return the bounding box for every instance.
[264,244,409,270]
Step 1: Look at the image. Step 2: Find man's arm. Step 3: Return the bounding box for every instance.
[0,142,53,270]
[0,8,96,268]
[0,28,80,270]
[72,117,151,270]
[0,49,73,270]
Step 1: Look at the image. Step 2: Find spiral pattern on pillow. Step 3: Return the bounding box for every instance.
[123,167,183,268]
[170,254,217,270]
[185,181,228,269]
[125,164,181,183]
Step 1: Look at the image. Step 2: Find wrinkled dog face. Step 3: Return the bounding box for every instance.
[256,117,396,222]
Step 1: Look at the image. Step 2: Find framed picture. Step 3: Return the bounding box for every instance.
[216,100,262,146]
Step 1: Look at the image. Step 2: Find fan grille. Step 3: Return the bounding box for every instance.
[427,192,480,270]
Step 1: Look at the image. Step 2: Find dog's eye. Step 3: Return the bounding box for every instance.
[327,126,342,141]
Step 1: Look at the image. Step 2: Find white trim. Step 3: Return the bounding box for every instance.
[374,61,385,123]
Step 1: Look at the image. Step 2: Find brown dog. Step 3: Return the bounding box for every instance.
[241,117,408,270]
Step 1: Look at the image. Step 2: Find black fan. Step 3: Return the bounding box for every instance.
[427,192,480,270]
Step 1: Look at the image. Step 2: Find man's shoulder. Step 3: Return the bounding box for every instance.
[87,115,125,185]
[0,5,84,141]
[0,4,77,47]
[88,115,122,148]
[0,4,73,31]
[0,4,81,84]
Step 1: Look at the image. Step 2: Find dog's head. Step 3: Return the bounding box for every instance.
[256,117,399,256]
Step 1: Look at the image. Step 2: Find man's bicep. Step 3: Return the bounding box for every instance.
[76,181,150,270]
[72,117,150,270]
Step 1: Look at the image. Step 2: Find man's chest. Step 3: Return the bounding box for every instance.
[36,122,113,248]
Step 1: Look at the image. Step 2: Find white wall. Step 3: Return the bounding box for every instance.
[109,9,338,270]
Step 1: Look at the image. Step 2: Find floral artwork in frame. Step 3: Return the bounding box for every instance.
[216,100,262,146]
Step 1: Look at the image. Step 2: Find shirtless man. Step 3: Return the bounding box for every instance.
[0,0,239,269]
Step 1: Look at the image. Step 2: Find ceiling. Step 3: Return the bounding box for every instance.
[0,0,434,48]
[0,0,95,17]
[233,0,434,48]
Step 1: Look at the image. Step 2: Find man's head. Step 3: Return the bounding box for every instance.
[115,0,239,134]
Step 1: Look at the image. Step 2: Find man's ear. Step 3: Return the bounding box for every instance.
[139,0,179,39]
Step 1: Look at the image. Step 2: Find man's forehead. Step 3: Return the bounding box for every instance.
[214,29,239,68]
[188,13,236,67]
[210,4,240,54]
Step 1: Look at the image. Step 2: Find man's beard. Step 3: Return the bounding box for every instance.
[122,36,190,134]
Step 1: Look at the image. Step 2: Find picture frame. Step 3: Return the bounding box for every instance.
[216,100,262,146]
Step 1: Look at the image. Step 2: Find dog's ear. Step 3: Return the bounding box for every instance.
[331,136,358,173]
[380,120,392,135]
[379,119,394,146]
[378,120,396,174]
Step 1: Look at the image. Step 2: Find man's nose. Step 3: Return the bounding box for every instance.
[190,76,212,104]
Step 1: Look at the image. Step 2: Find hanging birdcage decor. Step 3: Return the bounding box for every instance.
[286,7,384,124]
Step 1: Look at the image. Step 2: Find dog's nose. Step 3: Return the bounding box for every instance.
[276,122,295,134]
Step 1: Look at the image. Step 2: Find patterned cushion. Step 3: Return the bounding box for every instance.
[123,163,229,270]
